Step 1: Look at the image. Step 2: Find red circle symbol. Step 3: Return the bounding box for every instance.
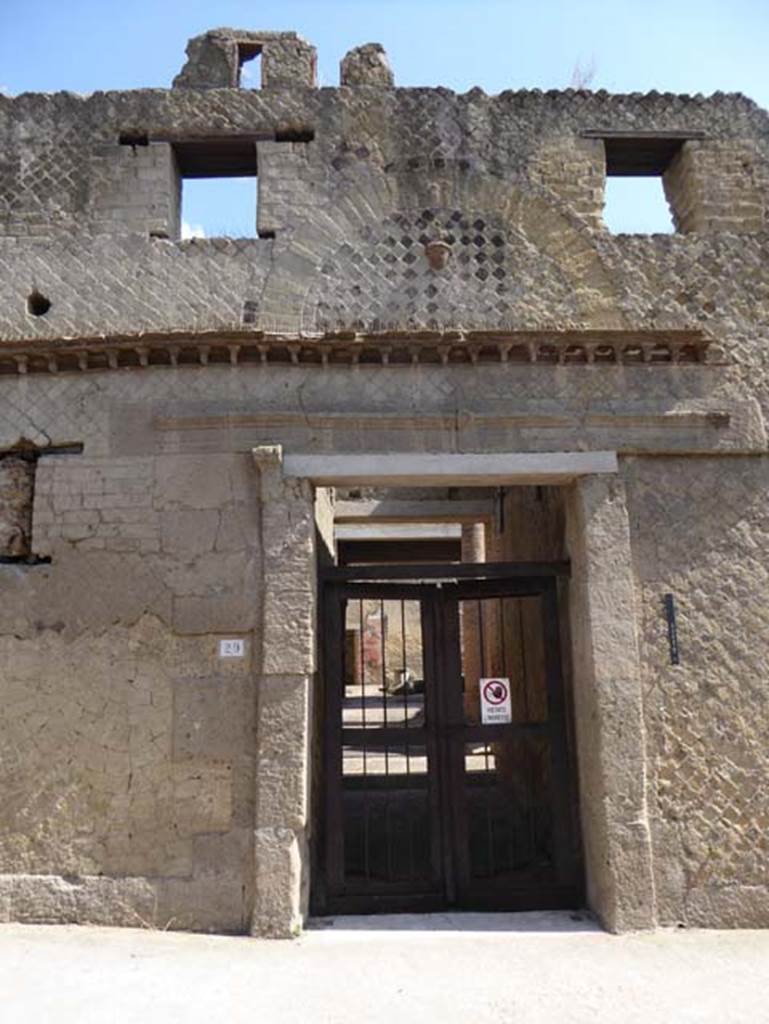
[482,679,508,706]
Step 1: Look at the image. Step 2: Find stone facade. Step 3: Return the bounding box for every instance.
[0,28,768,936]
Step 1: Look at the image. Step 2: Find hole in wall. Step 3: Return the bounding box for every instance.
[26,290,51,316]
[237,45,262,88]
[275,128,315,143]
[181,177,257,239]
[118,132,149,147]
[173,141,258,240]
[602,177,674,235]
[597,134,691,234]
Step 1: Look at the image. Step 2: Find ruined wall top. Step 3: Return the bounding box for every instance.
[172,28,318,89]
[1,28,769,359]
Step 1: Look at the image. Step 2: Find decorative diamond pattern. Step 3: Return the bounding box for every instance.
[307,207,579,332]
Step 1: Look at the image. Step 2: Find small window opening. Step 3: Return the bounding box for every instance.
[599,134,690,235]
[237,44,262,88]
[174,141,258,239]
[603,177,674,235]
[181,178,257,239]
[26,289,51,316]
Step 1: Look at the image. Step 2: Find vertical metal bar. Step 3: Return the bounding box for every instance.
[380,597,388,776]
[501,596,515,874]
[500,597,508,679]
[403,599,415,877]
[385,797,393,881]
[421,595,445,890]
[485,754,495,879]
[517,599,531,720]
[519,598,536,865]
[440,590,470,903]
[481,602,493,884]
[478,596,494,877]
[359,599,367,773]
[324,587,346,894]
[477,599,486,678]
[359,599,370,881]
[401,599,410,773]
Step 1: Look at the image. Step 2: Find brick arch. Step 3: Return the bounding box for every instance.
[255,162,625,335]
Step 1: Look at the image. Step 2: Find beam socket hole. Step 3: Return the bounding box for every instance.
[26,290,51,317]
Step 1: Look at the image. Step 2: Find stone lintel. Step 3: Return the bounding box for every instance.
[281,451,619,486]
[335,523,463,540]
[334,499,495,523]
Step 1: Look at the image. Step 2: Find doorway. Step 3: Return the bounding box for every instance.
[314,561,583,915]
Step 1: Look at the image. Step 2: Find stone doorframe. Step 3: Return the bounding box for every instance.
[250,447,657,936]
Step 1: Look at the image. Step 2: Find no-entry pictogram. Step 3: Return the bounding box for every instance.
[480,677,512,724]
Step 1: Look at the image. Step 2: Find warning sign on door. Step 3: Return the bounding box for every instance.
[480,677,512,725]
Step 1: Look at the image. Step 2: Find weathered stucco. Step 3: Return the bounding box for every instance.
[0,27,768,935]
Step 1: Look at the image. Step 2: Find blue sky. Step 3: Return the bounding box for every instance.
[1,0,767,235]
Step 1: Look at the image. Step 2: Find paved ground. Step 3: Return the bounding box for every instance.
[1,912,768,1023]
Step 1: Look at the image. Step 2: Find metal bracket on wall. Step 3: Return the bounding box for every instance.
[663,593,680,665]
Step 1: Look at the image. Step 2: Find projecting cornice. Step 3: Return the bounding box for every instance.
[0,328,715,377]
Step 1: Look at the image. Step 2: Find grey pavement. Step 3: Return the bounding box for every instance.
[1,912,768,1024]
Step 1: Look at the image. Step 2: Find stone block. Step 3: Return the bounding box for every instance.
[160,509,220,556]
[172,675,254,761]
[172,593,258,635]
[251,826,305,938]
[172,762,234,834]
[173,29,316,90]
[154,829,253,932]
[261,589,315,675]
[254,673,311,829]
[340,43,394,87]
[155,455,234,510]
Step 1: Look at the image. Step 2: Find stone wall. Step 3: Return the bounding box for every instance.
[664,140,769,234]
[625,455,769,926]
[173,29,317,90]
[0,452,261,931]
[1,74,768,247]
[2,28,769,935]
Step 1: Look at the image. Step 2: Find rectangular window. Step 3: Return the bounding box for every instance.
[585,130,705,235]
[602,176,674,234]
[237,44,262,88]
[174,140,258,239]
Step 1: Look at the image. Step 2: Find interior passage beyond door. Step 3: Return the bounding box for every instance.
[316,565,583,915]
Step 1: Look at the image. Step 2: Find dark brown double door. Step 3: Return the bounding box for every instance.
[315,566,583,915]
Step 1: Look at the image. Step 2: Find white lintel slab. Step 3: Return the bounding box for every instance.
[334,499,495,524]
[281,451,619,486]
[335,523,463,541]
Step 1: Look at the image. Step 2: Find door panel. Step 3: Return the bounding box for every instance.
[317,573,582,915]
[324,589,443,910]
